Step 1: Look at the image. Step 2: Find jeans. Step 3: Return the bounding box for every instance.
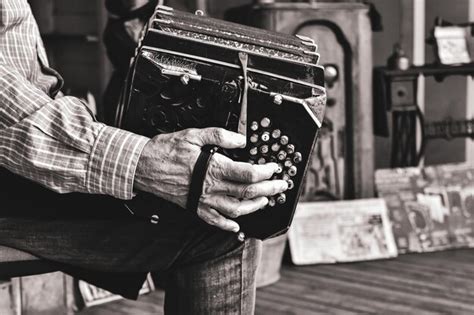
[0,169,262,314]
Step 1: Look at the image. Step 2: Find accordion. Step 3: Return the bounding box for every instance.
[116,5,326,239]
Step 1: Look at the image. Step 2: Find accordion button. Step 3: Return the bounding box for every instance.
[260,117,271,128]
[250,134,259,143]
[286,144,295,154]
[282,173,290,181]
[237,232,246,242]
[280,136,289,145]
[258,157,266,165]
[272,129,281,139]
[261,132,270,142]
[250,121,259,131]
[287,179,295,190]
[271,143,281,152]
[268,197,276,207]
[277,193,286,204]
[293,152,303,164]
[277,150,287,161]
[260,145,269,154]
[284,159,293,168]
[276,164,283,174]
[288,166,297,177]
[250,147,258,156]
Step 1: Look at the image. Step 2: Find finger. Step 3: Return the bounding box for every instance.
[201,195,269,218]
[211,154,279,183]
[215,180,288,199]
[197,127,246,149]
[197,206,240,232]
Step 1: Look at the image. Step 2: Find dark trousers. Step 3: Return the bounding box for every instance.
[0,169,261,314]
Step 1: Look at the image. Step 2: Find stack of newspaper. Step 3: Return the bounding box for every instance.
[375,162,474,253]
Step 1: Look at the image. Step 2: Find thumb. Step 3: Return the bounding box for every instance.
[198,127,246,149]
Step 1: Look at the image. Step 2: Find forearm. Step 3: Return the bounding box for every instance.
[0,64,149,200]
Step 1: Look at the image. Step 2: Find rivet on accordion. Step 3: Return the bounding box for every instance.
[273,94,283,105]
[237,231,245,242]
[276,164,283,174]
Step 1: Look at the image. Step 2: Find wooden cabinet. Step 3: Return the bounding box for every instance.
[228,2,375,199]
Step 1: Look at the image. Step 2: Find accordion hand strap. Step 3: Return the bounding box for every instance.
[186,145,218,213]
[187,52,250,214]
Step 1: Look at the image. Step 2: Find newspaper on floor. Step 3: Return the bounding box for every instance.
[288,198,398,265]
[78,274,155,308]
[375,162,474,253]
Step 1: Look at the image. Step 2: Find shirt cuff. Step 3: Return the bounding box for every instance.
[86,125,150,200]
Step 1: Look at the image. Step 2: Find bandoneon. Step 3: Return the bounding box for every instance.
[116,4,326,239]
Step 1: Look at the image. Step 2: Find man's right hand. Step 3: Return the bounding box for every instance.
[134,128,288,232]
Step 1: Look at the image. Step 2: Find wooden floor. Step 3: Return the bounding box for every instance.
[79,249,474,315]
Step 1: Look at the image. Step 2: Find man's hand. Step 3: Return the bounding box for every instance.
[134,128,288,232]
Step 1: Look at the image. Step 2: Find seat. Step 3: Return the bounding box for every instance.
[0,246,58,278]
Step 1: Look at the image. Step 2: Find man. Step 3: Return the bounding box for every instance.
[0,0,288,313]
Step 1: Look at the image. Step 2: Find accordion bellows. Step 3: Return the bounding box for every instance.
[117,5,326,239]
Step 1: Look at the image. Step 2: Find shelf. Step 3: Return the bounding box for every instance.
[375,63,474,81]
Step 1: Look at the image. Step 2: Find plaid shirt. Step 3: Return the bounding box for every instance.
[0,0,150,200]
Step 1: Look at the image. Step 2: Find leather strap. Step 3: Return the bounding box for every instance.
[186,145,218,212]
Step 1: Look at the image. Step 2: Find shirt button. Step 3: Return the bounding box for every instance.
[150,214,160,224]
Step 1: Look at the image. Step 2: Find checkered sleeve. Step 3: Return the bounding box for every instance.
[0,60,150,200]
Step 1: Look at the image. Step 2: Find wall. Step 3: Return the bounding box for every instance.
[424,0,471,165]
[372,0,473,168]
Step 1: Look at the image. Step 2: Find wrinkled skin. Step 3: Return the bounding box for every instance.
[135,127,288,232]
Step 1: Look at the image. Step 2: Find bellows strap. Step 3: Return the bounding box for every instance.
[237,52,249,138]
[186,145,218,212]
